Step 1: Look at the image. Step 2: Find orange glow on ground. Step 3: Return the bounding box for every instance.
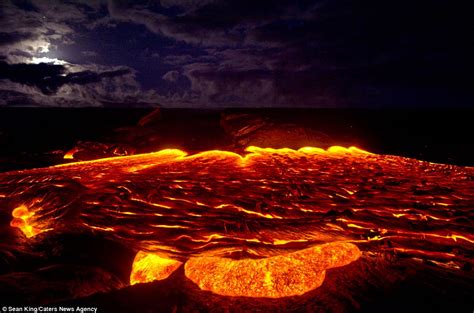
[184,242,361,298]
[130,251,182,285]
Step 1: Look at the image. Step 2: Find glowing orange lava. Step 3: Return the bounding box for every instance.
[63,147,79,160]
[185,242,361,298]
[130,251,182,285]
[10,205,43,238]
[2,145,473,292]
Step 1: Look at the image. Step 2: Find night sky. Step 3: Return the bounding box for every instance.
[0,0,471,108]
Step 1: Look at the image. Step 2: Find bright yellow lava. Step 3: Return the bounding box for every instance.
[130,251,182,285]
[63,147,79,159]
[60,145,371,164]
[184,242,361,298]
[10,205,42,238]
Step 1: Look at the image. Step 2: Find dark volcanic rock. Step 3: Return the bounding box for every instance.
[137,108,162,127]
[220,113,335,149]
[63,109,230,161]
[29,232,137,284]
[0,264,124,305]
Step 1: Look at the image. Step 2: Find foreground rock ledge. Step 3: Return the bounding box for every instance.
[184,242,361,298]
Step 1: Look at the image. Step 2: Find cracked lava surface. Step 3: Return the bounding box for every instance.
[1,146,473,298]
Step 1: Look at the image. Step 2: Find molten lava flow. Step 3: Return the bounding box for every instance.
[185,242,361,298]
[1,145,473,294]
[63,147,79,160]
[130,251,182,285]
[10,205,43,238]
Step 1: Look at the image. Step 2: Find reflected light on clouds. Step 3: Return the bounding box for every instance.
[28,57,68,65]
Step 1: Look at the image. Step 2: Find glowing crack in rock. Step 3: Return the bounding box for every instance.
[184,242,361,298]
[130,251,182,285]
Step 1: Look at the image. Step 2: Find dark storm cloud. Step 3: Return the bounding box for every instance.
[0,61,131,95]
[0,61,64,94]
[0,32,35,47]
[0,0,471,107]
[108,0,319,47]
[105,0,471,107]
